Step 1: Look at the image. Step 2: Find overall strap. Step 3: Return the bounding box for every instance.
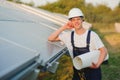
[71,31,75,47]
[86,30,91,47]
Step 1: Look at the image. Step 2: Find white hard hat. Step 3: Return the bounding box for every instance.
[68,8,84,19]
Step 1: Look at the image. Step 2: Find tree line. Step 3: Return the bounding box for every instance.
[39,0,120,23]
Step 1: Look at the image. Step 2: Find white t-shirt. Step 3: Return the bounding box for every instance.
[59,30,104,59]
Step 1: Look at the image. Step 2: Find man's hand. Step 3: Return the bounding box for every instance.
[63,21,74,30]
[90,62,100,69]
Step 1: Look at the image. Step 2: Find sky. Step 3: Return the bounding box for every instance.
[85,0,120,9]
[20,0,120,9]
[20,0,58,6]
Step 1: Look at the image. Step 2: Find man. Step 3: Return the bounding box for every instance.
[48,8,107,80]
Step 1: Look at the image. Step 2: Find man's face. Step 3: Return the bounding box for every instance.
[70,16,83,29]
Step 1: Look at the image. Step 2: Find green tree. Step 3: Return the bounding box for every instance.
[92,5,111,23]
[84,3,96,22]
[39,0,85,14]
[110,5,120,22]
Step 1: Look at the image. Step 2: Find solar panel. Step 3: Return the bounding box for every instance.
[0,1,68,80]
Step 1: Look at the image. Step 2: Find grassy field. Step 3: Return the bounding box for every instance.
[39,23,120,80]
[93,23,120,80]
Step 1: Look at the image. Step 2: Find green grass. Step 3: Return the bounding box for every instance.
[102,54,120,80]
[92,23,120,80]
[39,23,120,80]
